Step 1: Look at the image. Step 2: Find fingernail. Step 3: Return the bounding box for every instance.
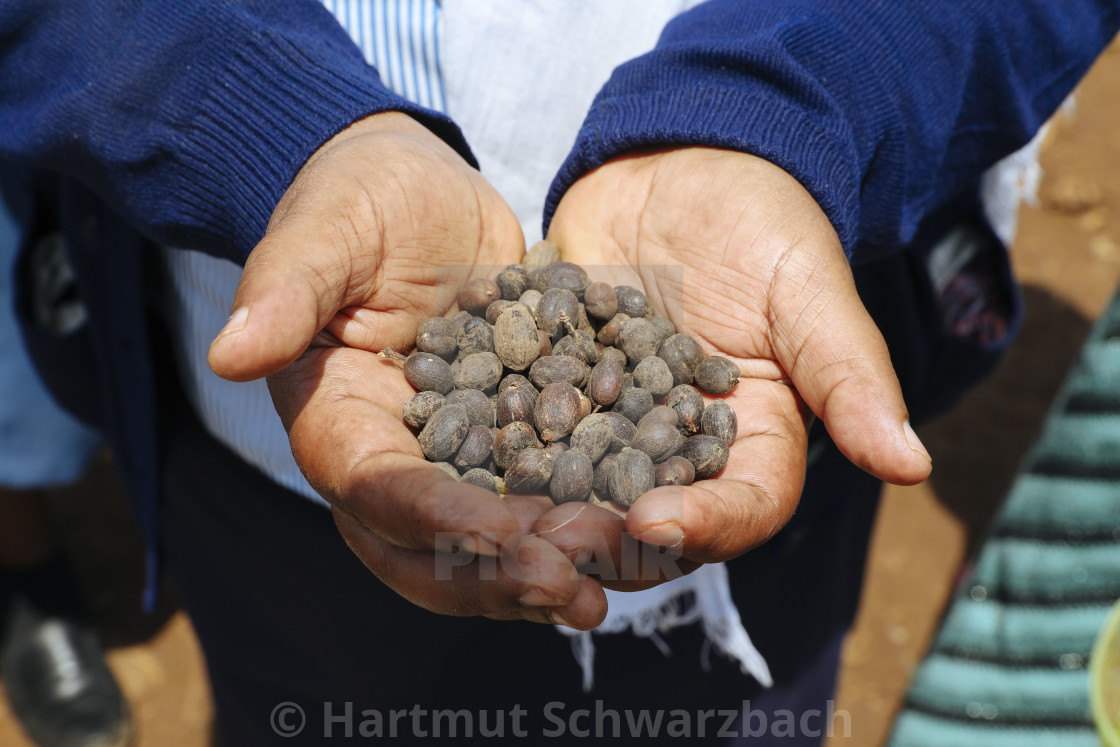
[903,420,932,463]
[520,588,564,607]
[460,535,500,558]
[218,307,249,337]
[635,522,684,548]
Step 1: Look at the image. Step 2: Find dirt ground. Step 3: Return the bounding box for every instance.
[3,39,1120,747]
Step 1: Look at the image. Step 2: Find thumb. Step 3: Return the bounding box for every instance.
[771,245,933,486]
[207,225,366,383]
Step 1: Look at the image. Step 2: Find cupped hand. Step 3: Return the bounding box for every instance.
[206,112,606,628]
[542,147,932,586]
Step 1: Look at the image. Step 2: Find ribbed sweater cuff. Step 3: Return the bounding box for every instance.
[164,31,473,263]
[545,85,861,257]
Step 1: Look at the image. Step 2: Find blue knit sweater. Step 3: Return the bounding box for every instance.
[2,0,1117,262]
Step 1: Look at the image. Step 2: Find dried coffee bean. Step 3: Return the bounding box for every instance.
[665,385,705,434]
[518,289,543,312]
[535,287,580,340]
[531,261,589,299]
[498,374,538,401]
[418,404,470,461]
[485,299,521,325]
[403,391,446,430]
[544,442,569,460]
[608,447,656,508]
[534,382,582,442]
[578,392,592,421]
[597,346,627,369]
[456,317,495,360]
[658,334,707,387]
[432,461,461,480]
[538,330,553,358]
[602,411,638,452]
[701,400,738,446]
[630,421,686,463]
[576,304,595,337]
[451,310,473,336]
[655,456,695,487]
[522,239,561,267]
[552,330,597,366]
[681,435,730,479]
[415,317,458,362]
[612,387,654,425]
[596,313,630,346]
[529,355,590,389]
[445,388,495,427]
[636,405,680,431]
[504,448,555,494]
[648,316,676,344]
[550,450,594,504]
[454,425,495,469]
[493,304,541,371]
[694,356,741,395]
[461,467,500,493]
[493,421,541,470]
[570,413,614,464]
[495,264,532,301]
[614,285,651,319]
[633,356,674,398]
[619,372,635,393]
[458,278,501,317]
[496,385,536,427]
[404,352,455,395]
[586,357,624,407]
[454,352,502,393]
[617,318,660,364]
[592,453,616,501]
[583,282,618,321]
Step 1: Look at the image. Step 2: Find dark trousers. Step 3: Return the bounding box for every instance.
[159,409,879,745]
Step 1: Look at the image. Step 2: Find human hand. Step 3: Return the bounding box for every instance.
[206,112,606,628]
[539,147,932,587]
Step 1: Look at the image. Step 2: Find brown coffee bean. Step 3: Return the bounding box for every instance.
[494,304,541,372]
[592,453,616,501]
[530,261,589,299]
[694,356,741,395]
[461,468,500,493]
[538,329,553,358]
[550,450,594,504]
[617,318,660,364]
[681,434,730,478]
[576,304,595,337]
[648,316,676,344]
[535,287,580,340]
[701,399,738,446]
[633,356,674,398]
[456,317,495,360]
[403,391,446,430]
[612,387,654,425]
[493,421,541,470]
[445,388,495,427]
[583,282,618,321]
[498,374,538,401]
[485,299,521,325]
[534,382,582,442]
[665,384,705,434]
[630,421,686,463]
[529,355,590,390]
[418,404,470,461]
[404,352,455,395]
[655,456,695,487]
[522,239,561,267]
[432,461,461,481]
[454,352,502,393]
[415,317,458,362]
[614,285,650,319]
[586,357,624,407]
[495,264,532,301]
[578,392,592,421]
[454,425,496,469]
[496,385,536,428]
[601,411,638,452]
[636,405,680,431]
[504,448,554,494]
[458,278,500,317]
[658,334,706,387]
[597,346,627,369]
[451,310,473,336]
[552,330,597,365]
[608,447,656,508]
[544,442,569,460]
[596,313,630,346]
[518,289,543,312]
[570,413,614,464]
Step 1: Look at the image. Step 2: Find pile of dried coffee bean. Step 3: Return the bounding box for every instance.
[387,240,740,507]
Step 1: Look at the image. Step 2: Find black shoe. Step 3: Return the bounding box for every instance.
[1,590,132,747]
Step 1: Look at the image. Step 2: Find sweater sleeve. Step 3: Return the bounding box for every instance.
[544,0,1120,262]
[0,0,474,263]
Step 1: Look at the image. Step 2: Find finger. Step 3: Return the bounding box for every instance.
[767,238,932,486]
[334,511,606,629]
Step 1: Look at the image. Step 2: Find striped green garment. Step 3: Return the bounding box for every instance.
[888,292,1120,746]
